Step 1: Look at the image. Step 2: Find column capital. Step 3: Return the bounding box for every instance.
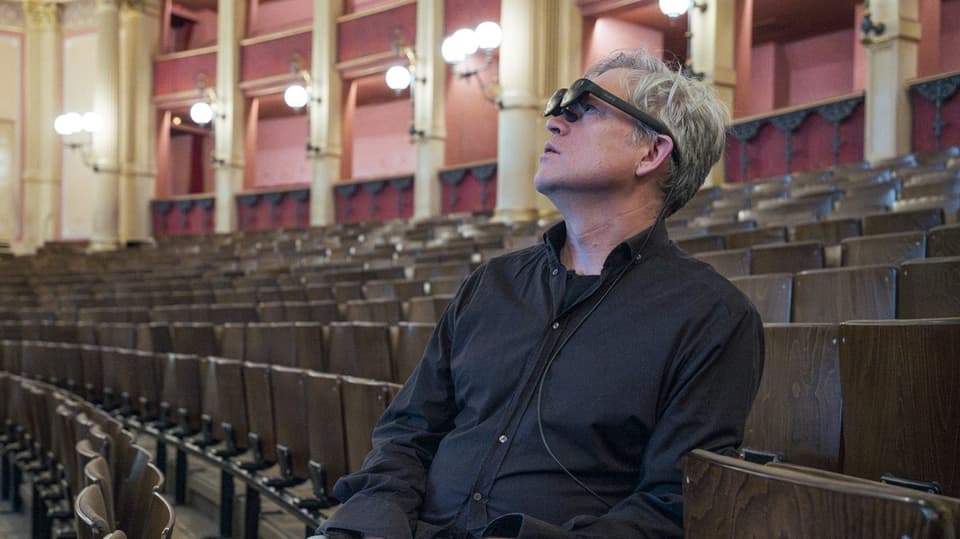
[120,0,161,17]
[96,0,122,11]
[23,0,60,31]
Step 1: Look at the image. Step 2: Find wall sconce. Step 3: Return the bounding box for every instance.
[658,1,707,79]
[386,31,427,140]
[860,0,886,40]
[281,55,324,156]
[659,0,706,18]
[441,21,502,106]
[54,111,102,171]
[189,75,220,126]
[284,54,319,111]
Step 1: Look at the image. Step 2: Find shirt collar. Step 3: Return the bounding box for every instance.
[542,219,671,271]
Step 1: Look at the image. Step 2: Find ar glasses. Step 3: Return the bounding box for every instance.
[544,78,681,165]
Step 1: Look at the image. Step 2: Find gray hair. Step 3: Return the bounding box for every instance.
[584,49,729,216]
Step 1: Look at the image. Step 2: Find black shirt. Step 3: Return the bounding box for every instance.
[321,221,764,539]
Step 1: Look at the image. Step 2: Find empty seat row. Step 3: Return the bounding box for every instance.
[726,256,960,323]
[684,222,960,276]
[743,319,960,498]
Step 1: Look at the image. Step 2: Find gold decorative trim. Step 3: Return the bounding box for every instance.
[24,1,60,31]
[337,0,415,23]
[155,44,217,61]
[240,25,311,47]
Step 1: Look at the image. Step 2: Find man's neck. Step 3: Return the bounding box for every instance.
[559,200,661,275]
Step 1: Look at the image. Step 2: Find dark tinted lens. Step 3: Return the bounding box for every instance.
[544,88,567,116]
[562,107,580,122]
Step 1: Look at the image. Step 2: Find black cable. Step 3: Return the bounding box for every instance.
[535,183,678,509]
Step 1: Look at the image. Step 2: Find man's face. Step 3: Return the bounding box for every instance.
[535,68,649,197]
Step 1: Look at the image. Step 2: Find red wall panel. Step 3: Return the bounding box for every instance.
[726,97,865,182]
[154,51,217,96]
[335,177,414,224]
[237,189,311,231]
[241,31,313,82]
[911,75,960,154]
[152,197,215,237]
[338,3,416,62]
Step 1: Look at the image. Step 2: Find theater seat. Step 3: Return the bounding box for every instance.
[725,226,788,250]
[140,491,175,539]
[676,234,726,255]
[341,377,402,473]
[839,319,960,496]
[792,266,897,322]
[327,322,393,381]
[304,371,347,506]
[742,323,841,470]
[862,207,944,235]
[682,449,960,539]
[841,231,926,266]
[75,483,112,539]
[729,275,792,323]
[897,257,960,318]
[750,241,824,274]
[694,249,751,278]
[392,322,436,383]
[927,224,960,257]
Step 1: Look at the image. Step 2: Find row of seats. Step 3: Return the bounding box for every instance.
[680,221,960,271]
[1,339,403,537]
[0,319,436,384]
[6,316,959,537]
[743,319,960,492]
[682,317,960,537]
[1,373,174,538]
[672,148,960,230]
[724,256,960,323]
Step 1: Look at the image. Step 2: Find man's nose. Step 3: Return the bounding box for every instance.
[546,114,570,135]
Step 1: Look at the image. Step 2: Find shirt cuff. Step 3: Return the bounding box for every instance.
[319,493,414,539]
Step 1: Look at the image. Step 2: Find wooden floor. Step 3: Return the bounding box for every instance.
[0,503,30,539]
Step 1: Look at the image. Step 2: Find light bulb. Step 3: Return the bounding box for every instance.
[81,112,102,133]
[284,84,310,109]
[453,28,479,56]
[475,21,502,50]
[54,113,78,135]
[385,65,413,90]
[659,0,690,17]
[190,101,214,125]
[441,35,465,64]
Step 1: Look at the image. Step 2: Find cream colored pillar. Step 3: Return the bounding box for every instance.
[20,0,61,253]
[688,0,736,186]
[412,0,445,220]
[863,0,919,162]
[214,0,246,233]
[309,0,342,227]
[119,0,160,244]
[494,0,541,222]
[533,0,579,219]
[90,0,122,251]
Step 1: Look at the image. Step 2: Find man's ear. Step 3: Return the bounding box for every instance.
[634,134,674,178]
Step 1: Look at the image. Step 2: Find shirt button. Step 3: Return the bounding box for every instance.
[472,492,483,501]
[551,267,559,276]
[552,322,560,330]
[498,435,508,443]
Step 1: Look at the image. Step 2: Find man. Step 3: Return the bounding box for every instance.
[318,49,764,539]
